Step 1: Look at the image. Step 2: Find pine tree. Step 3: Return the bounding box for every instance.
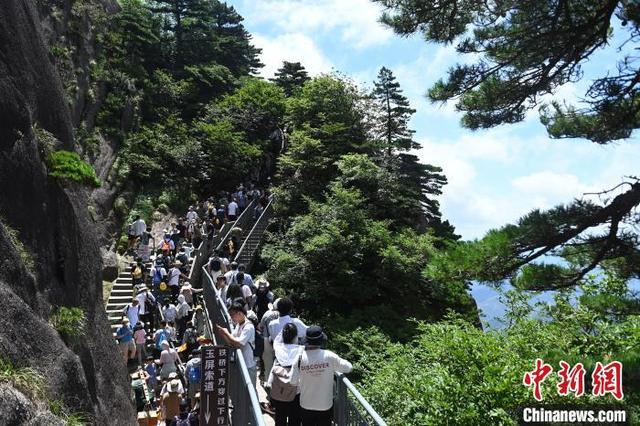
[271,61,310,96]
[372,67,417,155]
[375,0,640,291]
[148,0,209,68]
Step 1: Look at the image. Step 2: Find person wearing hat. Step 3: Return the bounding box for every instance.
[158,340,179,379]
[254,278,274,321]
[191,305,205,335]
[290,326,352,425]
[115,318,136,362]
[133,320,147,365]
[136,286,156,333]
[160,375,183,422]
[215,303,257,388]
[180,281,203,305]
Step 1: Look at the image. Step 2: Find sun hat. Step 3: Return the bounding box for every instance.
[305,325,327,347]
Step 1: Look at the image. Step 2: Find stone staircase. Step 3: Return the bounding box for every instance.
[105,263,143,334]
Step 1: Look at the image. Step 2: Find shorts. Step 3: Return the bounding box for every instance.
[119,340,136,359]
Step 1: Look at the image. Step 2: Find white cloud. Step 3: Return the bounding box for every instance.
[252,33,334,79]
[237,0,393,49]
[512,171,592,201]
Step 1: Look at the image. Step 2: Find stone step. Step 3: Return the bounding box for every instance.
[112,283,133,290]
[109,295,134,303]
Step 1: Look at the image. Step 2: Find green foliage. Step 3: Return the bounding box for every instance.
[371,66,417,153]
[262,183,474,321]
[0,357,46,401]
[49,399,88,425]
[359,314,638,425]
[47,151,101,187]
[270,61,310,96]
[49,307,87,343]
[0,217,35,272]
[374,0,639,143]
[211,77,286,147]
[33,125,58,157]
[328,273,640,425]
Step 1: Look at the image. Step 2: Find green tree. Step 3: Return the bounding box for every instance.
[212,77,287,146]
[147,0,211,69]
[275,75,372,216]
[374,0,640,291]
[372,66,417,155]
[271,61,311,96]
[262,182,473,320]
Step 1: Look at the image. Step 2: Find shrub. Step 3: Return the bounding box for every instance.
[48,151,101,187]
[49,307,87,343]
[49,400,88,425]
[0,218,35,272]
[0,357,46,400]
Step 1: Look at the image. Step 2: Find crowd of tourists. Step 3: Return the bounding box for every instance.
[114,183,352,426]
[206,253,353,426]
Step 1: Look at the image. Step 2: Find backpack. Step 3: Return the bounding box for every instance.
[188,363,201,383]
[143,292,155,313]
[252,329,264,358]
[161,239,171,254]
[209,257,221,272]
[132,266,143,279]
[152,267,163,284]
[270,361,299,402]
[155,329,168,350]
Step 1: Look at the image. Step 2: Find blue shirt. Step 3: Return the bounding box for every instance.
[116,325,133,343]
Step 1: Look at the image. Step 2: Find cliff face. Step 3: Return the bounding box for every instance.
[0,0,134,424]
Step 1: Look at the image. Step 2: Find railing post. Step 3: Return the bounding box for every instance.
[334,374,346,426]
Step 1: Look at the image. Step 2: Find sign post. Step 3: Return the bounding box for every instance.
[200,345,229,426]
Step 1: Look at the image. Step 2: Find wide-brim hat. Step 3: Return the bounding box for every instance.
[305,325,327,346]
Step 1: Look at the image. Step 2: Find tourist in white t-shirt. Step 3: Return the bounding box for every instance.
[227,199,239,221]
[268,298,307,344]
[290,326,352,425]
[215,303,257,388]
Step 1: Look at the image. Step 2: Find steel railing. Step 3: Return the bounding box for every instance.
[233,196,273,271]
[201,266,266,426]
[214,199,258,258]
[193,194,387,426]
[334,373,387,426]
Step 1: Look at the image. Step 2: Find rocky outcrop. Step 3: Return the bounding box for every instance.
[0,0,134,424]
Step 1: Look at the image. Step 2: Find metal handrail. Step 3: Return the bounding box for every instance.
[334,373,387,426]
[201,266,266,426]
[215,199,257,254]
[234,196,273,265]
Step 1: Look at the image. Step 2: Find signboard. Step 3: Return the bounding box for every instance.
[200,345,229,426]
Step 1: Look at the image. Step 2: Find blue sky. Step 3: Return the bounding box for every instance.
[226,1,640,324]
[227,0,639,242]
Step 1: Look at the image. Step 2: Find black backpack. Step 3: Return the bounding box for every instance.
[252,329,264,358]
